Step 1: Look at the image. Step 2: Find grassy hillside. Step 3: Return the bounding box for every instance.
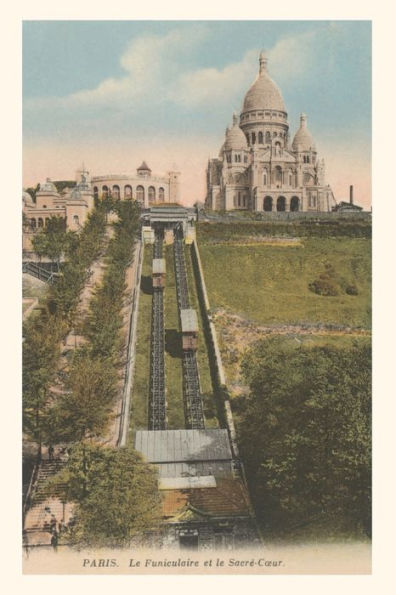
[199,238,371,328]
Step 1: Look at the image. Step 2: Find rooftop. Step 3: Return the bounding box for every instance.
[153,258,166,274]
[135,429,233,463]
[181,308,198,333]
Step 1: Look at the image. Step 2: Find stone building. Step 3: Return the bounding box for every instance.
[22,172,94,251]
[91,161,180,206]
[206,52,335,212]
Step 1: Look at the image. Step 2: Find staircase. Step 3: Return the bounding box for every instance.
[24,460,73,545]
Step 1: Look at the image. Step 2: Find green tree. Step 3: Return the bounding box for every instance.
[49,349,118,443]
[45,443,162,547]
[239,338,371,538]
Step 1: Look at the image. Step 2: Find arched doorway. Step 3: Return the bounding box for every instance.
[263,196,273,211]
[102,185,109,199]
[290,196,299,212]
[38,218,44,228]
[30,218,36,229]
[93,186,99,200]
[136,185,145,204]
[148,186,156,204]
[112,185,120,199]
[158,187,165,201]
[124,185,132,199]
[277,196,286,211]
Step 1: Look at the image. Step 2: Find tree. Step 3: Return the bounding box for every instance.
[49,348,118,443]
[45,443,162,547]
[239,338,371,537]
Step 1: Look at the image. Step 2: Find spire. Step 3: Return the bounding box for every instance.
[232,112,238,126]
[259,50,268,75]
[300,113,307,128]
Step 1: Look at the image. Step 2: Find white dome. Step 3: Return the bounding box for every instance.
[224,115,248,151]
[292,114,316,151]
[39,178,58,193]
[242,53,286,113]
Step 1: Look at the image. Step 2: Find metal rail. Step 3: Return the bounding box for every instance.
[173,229,205,429]
[149,234,166,430]
[22,261,58,283]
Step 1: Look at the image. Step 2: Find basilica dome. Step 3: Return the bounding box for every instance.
[242,52,286,113]
[224,115,248,151]
[292,113,316,151]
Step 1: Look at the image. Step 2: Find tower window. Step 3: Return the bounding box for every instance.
[258,131,263,144]
[251,132,256,144]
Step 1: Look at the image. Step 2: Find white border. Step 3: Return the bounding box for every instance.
[2,2,395,594]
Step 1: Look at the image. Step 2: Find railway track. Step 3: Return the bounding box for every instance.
[173,230,205,429]
[149,233,166,430]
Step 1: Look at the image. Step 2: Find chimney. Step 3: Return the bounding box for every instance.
[349,185,354,205]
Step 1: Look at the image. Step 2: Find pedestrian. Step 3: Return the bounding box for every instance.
[48,445,54,461]
[50,531,58,551]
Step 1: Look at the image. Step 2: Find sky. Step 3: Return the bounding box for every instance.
[23,20,372,207]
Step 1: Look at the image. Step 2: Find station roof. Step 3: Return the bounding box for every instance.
[158,476,216,490]
[180,308,198,333]
[152,258,166,274]
[135,429,233,463]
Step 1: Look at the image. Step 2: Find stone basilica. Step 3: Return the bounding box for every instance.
[206,52,335,212]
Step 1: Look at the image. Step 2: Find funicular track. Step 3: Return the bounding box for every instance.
[173,229,205,429]
[149,232,166,430]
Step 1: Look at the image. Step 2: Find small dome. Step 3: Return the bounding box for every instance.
[224,114,248,151]
[39,178,58,193]
[242,53,286,113]
[292,114,316,151]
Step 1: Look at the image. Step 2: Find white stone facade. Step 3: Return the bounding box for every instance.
[206,52,335,213]
[91,161,180,206]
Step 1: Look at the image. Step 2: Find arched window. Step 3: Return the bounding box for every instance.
[73,215,79,225]
[263,170,267,186]
[238,192,241,207]
[251,132,256,144]
[288,170,293,186]
[264,196,273,211]
[136,185,145,203]
[277,196,286,212]
[30,218,36,228]
[246,133,250,145]
[265,131,271,143]
[93,186,99,199]
[158,187,165,201]
[258,131,263,144]
[38,218,44,228]
[306,155,310,163]
[290,196,299,212]
[148,186,156,204]
[275,166,282,185]
[102,185,109,199]
[112,185,120,199]
[124,185,132,199]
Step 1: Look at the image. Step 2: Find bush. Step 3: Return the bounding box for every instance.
[346,284,359,295]
[309,277,340,296]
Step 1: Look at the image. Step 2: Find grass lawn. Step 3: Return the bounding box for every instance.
[184,245,218,428]
[164,245,185,429]
[199,237,371,328]
[128,245,152,441]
